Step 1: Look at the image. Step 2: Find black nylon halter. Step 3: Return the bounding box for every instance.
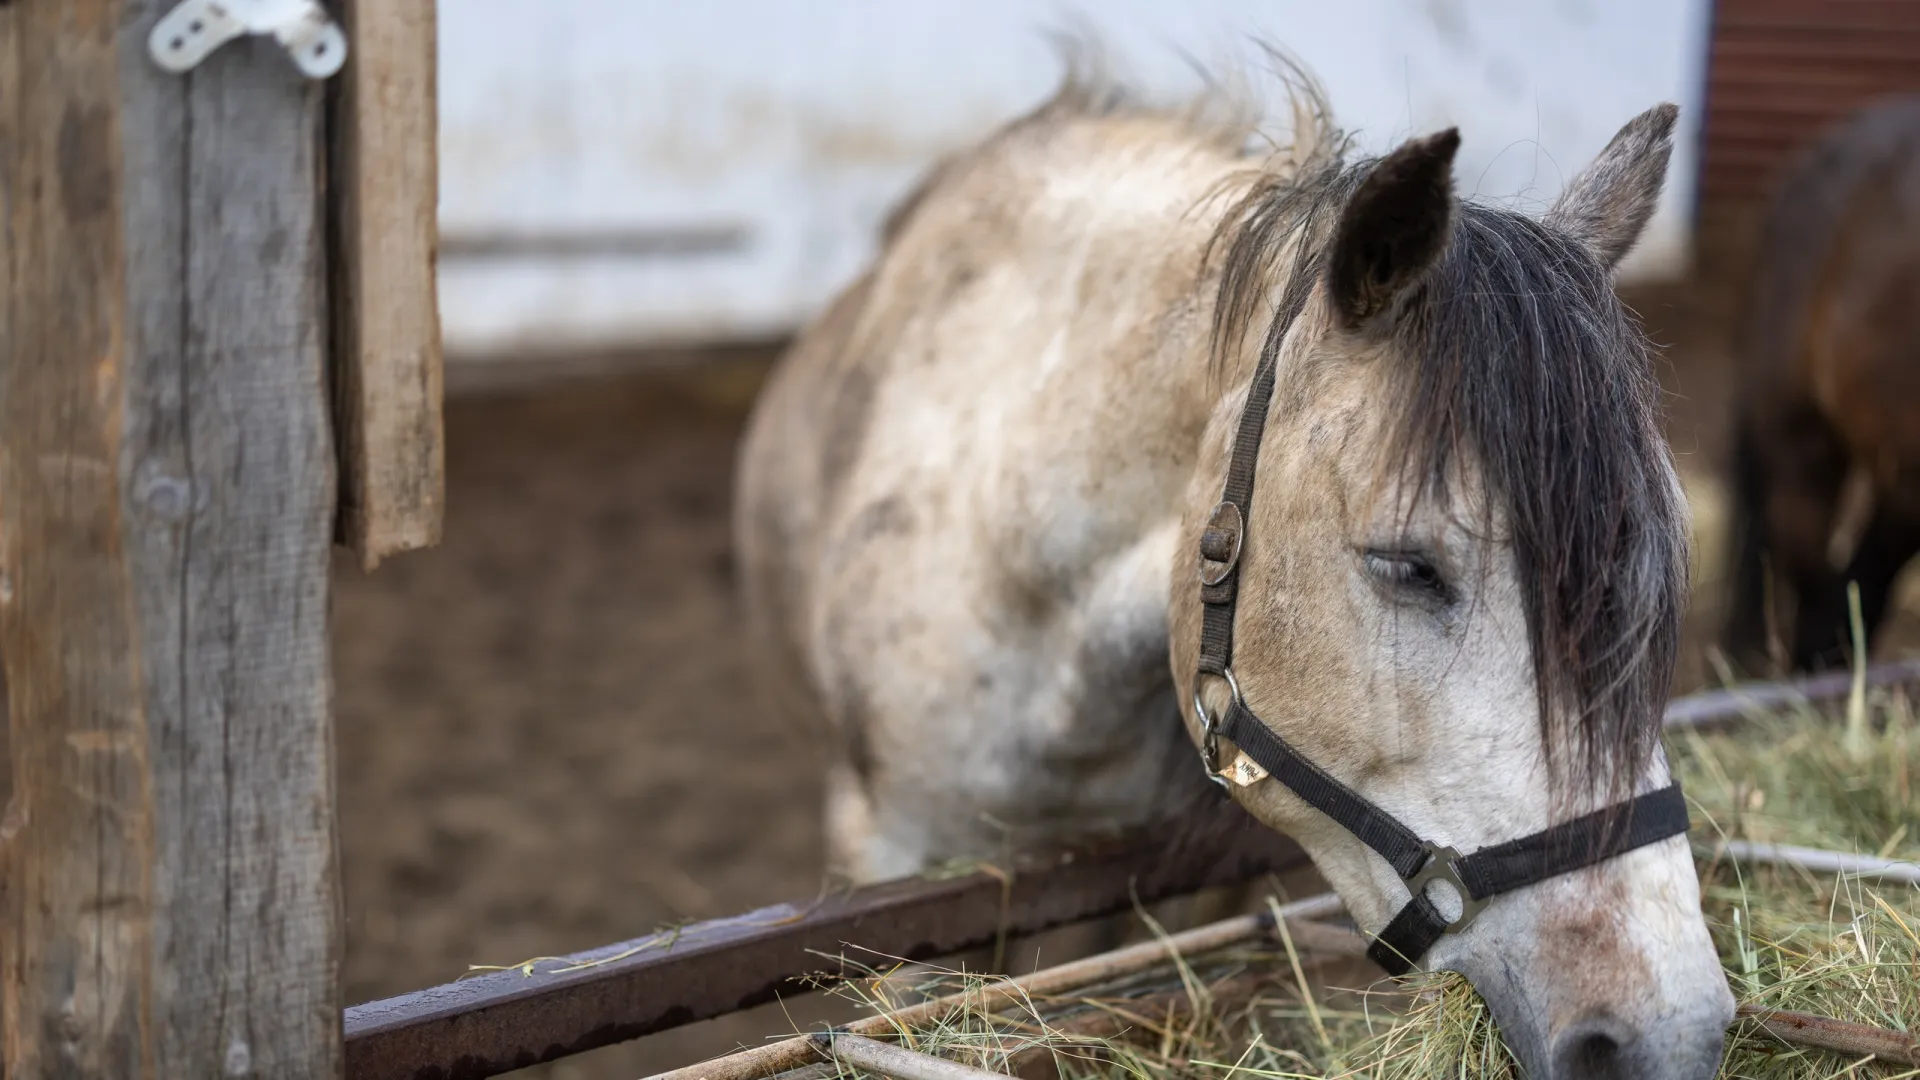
[1192,304,1690,977]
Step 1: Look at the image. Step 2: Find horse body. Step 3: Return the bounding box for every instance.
[1724,96,1920,673]
[738,98,1256,878]
[738,59,1733,1080]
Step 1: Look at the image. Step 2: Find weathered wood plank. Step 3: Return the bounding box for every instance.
[0,5,22,1070]
[1,4,341,1077]
[331,0,444,571]
[0,0,18,819]
[168,26,341,1078]
[2,5,154,1075]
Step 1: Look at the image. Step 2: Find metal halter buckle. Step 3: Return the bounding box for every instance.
[1191,667,1242,791]
[1405,844,1490,933]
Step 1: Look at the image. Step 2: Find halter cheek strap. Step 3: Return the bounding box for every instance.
[1191,314,1690,977]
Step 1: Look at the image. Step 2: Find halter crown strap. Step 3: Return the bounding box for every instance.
[1191,301,1690,977]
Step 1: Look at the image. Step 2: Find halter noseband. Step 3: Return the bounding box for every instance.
[1190,308,1689,977]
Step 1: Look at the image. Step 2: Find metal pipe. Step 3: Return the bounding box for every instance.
[810,1033,1008,1080]
[1662,660,1920,732]
[1703,839,1920,886]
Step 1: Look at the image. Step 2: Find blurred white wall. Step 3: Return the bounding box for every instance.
[438,0,1713,360]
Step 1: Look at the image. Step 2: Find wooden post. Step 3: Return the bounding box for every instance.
[0,4,342,1077]
[331,0,445,571]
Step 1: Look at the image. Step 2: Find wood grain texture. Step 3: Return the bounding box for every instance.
[1,6,154,1075]
[1,3,341,1076]
[0,3,18,1066]
[331,0,444,571]
[0,0,17,817]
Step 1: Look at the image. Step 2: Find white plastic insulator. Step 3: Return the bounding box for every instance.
[149,0,348,80]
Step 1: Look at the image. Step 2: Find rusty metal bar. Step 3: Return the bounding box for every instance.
[1737,1005,1920,1066]
[1661,659,1920,731]
[344,809,1307,1080]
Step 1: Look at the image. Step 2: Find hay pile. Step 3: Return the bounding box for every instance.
[812,688,1919,1079]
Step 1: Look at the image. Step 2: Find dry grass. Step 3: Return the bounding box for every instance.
[799,688,1920,1080]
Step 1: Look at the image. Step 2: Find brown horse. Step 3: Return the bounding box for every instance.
[1723,96,1920,674]
[736,54,1731,1079]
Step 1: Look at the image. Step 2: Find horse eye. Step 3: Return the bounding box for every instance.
[1363,550,1452,601]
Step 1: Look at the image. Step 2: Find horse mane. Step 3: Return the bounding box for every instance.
[879,32,1338,249]
[1210,139,1687,793]
[1738,94,1920,380]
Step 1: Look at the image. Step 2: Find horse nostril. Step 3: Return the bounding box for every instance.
[1552,1018,1635,1079]
[1565,1031,1620,1072]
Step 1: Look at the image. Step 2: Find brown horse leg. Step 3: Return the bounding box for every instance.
[1722,419,1777,674]
[1795,504,1920,670]
[1724,413,1851,674]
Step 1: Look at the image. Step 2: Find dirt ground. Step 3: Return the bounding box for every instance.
[332,276,1920,1080]
[332,348,834,1078]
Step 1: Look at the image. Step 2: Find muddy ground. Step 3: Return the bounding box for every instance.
[334,279,1920,1080]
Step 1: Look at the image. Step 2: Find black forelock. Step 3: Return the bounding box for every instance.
[1210,150,1686,792]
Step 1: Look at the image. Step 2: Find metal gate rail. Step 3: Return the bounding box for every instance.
[345,808,1308,1080]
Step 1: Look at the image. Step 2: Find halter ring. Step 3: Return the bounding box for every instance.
[1191,667,1242,790]
[1406,844,1490,933]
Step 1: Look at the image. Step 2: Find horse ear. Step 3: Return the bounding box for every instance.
[1545,103,1678,269]
[1327,129,1459,328]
